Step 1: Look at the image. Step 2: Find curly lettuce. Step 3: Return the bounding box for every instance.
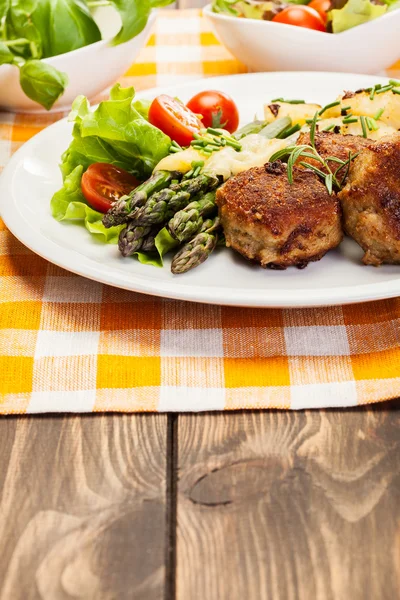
[330,0,387,33]
[50,84,172,265]
[62,84,171,181]
[51,166,162,266]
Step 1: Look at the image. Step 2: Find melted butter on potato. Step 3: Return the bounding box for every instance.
[203,135,289,180]
[264,102,321,126]
[305,117,396,140]
[321,90,400,130]
[155,147,205,173]
[154,134,290,181]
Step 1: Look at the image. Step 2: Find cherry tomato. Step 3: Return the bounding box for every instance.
[148,94,203,146]
[272,6,326,31]
[81,163,139,213]
[186,90,240,134]
[308,0,331,23]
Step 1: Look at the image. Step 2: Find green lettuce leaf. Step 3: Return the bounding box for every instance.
[133,98,151,121]
[62,84,171,181]
[154,227,179,265]
[51,165,124,243]
[51,150,163,266]
[330,0,387,32]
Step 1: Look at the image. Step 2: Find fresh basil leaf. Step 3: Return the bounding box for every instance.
[31,0,101,58]
[6,1,43,59]
[108,0,174,46]
[19,59,68,109]
[0,41,15,64]
[107,0,151,45]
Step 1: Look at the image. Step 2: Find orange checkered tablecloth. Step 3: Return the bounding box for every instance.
[0,10,399,414]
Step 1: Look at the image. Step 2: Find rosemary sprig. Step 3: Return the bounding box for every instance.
[268,111,359,195]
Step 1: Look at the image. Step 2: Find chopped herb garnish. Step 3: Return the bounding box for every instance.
[341,105,352,116]
[271,98,305,104]
[343,117,358,124]
[206,127,223,136]
[389,79,400,87]
[392,89,400,95]
[190,128,242,156]
[323,124,336,132]
[170,140,183,153]
[360,116,368,138]
[365,117,378,132]
[374,108,384,120]
[319,100,340,116]
[375,84,393,94]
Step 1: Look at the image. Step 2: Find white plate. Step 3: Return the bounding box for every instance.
[1,72,400,308]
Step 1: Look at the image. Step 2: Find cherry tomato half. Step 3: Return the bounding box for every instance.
[148,94,203,146]
[186,90,240,134]
[272,5,326,31]
[81,163,139,213]
[308,0,331,24]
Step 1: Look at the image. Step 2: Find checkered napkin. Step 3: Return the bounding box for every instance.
[0,10,399,414]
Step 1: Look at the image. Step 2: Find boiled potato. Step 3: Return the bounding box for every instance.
[322,90,400,129]
[155,147,204,173]
[264,101,321,126]
[308,117,397,140]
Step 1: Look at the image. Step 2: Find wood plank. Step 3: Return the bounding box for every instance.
[0,414,168,600]
[176,401,400,600]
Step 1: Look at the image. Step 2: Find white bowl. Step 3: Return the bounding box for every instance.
[0,7,156,113]
[204,4,400,74]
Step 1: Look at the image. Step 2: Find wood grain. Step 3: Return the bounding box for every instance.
[176,401,400,600]
[0,414,168,600]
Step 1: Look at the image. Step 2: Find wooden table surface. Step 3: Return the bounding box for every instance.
[0,402,399,599]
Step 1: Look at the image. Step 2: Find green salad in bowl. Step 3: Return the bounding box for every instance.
[212,0,399,33]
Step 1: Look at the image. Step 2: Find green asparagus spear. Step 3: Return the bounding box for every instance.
[118,222,162,257]
[171,216,221,274]
[168,191,216,243]
[130,174,219,227]
[118,223,152,257]
[141,226,162,253]
[103,170,180,229]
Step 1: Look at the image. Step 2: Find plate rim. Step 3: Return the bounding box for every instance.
[1,70,399,308]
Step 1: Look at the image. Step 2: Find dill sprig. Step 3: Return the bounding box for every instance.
[269,111,359,195]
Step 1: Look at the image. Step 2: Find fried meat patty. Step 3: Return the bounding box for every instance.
[338,132,400,265]
[216,161,342,269]
[296,130,374,173]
